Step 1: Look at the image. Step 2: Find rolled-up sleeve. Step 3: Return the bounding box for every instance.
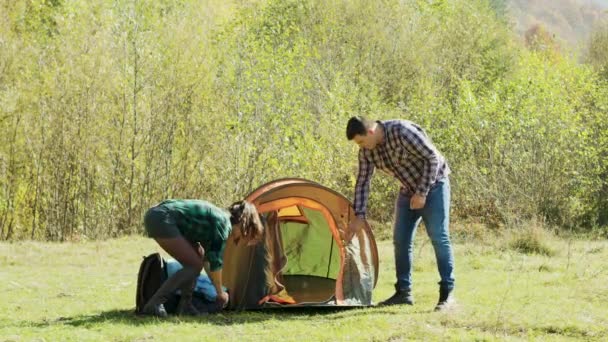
[206,238,227,271]
[201,207,232,272]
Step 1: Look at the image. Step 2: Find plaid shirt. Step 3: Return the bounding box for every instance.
[158,199,232,271]
[354,120,450,218]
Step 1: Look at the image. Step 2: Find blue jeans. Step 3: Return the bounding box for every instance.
[393,178,455,291]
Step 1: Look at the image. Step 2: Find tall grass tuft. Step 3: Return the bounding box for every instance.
[508,223,556,256]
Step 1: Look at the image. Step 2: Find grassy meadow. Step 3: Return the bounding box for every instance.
[2,1,608,340]
[1,227,607,341]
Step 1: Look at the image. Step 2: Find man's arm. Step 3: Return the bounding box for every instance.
[353,149,375,219]
[347,150,374,242]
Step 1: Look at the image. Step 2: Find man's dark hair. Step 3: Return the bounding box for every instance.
[346,116,374,140]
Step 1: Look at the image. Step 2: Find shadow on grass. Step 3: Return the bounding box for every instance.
[19,305,409,328]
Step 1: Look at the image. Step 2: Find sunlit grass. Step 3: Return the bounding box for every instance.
[1,231,607,341]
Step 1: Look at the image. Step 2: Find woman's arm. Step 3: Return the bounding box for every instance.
[208,269,229,308]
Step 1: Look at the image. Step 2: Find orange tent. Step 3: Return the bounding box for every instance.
[222,178,379,309]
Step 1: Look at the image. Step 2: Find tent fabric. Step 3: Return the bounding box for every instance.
[222,178,379,310]
[280,207,340,278]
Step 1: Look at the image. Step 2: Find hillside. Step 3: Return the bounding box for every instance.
[507,0,608,48]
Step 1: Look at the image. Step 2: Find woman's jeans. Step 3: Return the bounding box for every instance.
[393,178,455,291]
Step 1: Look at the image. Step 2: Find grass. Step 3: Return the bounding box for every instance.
[1,230,607,341]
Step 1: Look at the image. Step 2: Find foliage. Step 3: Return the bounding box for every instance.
[507,224,556,256]
[588,19,608,79]
[0,0,607,240]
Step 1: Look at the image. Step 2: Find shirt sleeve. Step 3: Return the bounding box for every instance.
[353,149,375,218]
[206,238,227,272]
[200,203,232,272]
[397,123,440,196]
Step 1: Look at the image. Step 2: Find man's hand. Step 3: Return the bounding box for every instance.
[410,194,427,210]
[216,291,229,309]
[345,216,365,243]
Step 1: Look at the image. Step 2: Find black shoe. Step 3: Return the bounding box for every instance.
[142,302,168,318]
[379,287,414,306]
[434,287,454,311]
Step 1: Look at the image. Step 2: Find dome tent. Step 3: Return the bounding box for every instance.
[222,178,379,310]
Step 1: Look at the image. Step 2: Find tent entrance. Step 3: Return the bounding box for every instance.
[280,275,335,303]
[263,206,341,305]
[223,178,378,310]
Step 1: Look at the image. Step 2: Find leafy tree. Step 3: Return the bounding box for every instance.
[588,20,608,79]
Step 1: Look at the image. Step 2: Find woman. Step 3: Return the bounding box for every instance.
[141,199,264,317]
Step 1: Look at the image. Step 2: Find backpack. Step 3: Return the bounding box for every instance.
[135,253,167,315]
[135,253,222,315]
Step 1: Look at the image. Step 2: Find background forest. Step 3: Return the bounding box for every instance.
[1,0,608,241]
[505,0,607,46]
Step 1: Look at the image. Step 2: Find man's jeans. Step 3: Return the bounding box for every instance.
[393,178,455,291]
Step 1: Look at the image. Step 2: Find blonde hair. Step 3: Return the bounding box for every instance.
[228,200,264,239]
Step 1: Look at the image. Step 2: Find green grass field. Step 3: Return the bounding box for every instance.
[1,231,607,341]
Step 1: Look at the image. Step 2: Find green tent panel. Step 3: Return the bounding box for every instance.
[222,178,379,310]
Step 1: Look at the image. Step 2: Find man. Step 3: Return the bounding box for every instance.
[345,116,455,311]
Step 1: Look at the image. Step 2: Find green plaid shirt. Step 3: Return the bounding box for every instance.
[158,199,232,271]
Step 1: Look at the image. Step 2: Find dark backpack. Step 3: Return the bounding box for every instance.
[135,253,221,315]
[135,253,167,315]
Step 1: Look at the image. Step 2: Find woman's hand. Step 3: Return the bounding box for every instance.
[216,291,229,309]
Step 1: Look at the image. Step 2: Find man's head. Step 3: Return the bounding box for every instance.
[346,116,381,150]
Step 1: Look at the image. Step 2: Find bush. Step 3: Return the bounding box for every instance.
[0,0,607,240]
[508,224,556,256]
